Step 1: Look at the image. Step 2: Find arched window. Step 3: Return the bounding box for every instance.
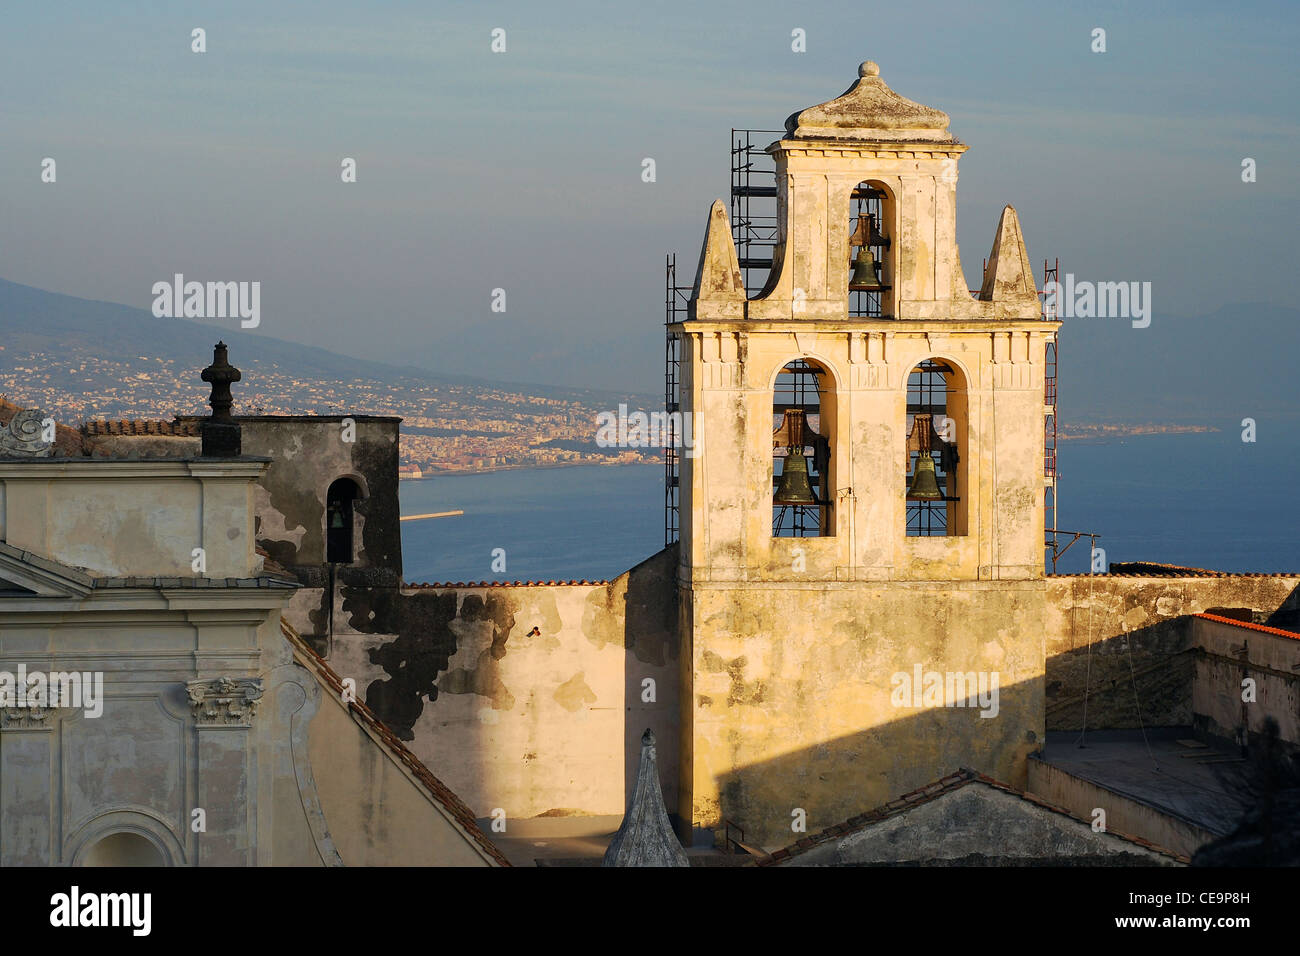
[848,181,894,318]
[773,359,834,537]
[326,477,362,563]
[905,360,966,537]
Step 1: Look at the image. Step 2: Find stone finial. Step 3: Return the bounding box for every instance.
[690,200,745,312]
[602,729,689,867]
[201,342,241,422]
[978,205,1038,303]
[200,342,242,457]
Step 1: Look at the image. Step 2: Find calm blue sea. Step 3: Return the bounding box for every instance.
[399,425,1299,583]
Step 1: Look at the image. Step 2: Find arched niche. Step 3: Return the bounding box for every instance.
[904,358,968,537]
[849,180,896,318]
[772,357,837,537]
[326,476,364,564]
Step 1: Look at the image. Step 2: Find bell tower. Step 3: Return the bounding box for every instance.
[673,61,1059,846]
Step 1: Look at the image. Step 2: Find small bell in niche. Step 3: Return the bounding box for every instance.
[907,454,944,500]
[849,245,883,291]
[772,407,821,506]
[774,448,817,505]
[848,212,885,292]
[329,505,346,529]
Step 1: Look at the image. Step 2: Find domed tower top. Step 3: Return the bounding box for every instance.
[785,60,957,143]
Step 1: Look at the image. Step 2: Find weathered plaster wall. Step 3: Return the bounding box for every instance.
[0,460,266,578]
[235,416,402,584]
[685,580,1046,848]
[1044,575,1300,732]
[1191,616,1300,749]
[304,667,496,866]
[321,547,680,821]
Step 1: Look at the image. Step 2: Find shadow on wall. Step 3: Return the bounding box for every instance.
[710,673,1043,848]
[620,545,680,819]
[1046,619,1197,734]
[711,587,1300,850]
[1046,581,1300,741]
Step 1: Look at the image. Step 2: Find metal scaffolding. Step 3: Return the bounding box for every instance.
[730,129,782,296]
[664,253,687,547]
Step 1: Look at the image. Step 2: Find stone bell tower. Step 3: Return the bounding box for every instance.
[673,61,1059,846]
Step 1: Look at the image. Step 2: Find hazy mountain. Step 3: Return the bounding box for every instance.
[0,277,652,406]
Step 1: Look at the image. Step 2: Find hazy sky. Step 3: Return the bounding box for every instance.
[2,0,1296,391]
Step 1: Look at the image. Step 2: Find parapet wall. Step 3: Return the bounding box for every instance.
[1044,574,1300,733]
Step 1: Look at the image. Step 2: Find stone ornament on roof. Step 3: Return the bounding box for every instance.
[785,60,957,143]
[0,409,54,457]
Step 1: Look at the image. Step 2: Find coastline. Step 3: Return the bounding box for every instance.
[401,426,1221,477]
[402,459,661,479]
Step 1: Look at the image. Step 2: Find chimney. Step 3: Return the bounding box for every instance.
[200,342,242,457]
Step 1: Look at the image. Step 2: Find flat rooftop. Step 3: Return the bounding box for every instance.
[1039,728,1249,836]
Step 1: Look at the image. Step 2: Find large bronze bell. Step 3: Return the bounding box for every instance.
[849,244,883,291]
[774,449,817,505]
[907,454,944,500]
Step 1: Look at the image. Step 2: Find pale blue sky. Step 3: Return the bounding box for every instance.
[2,0,1296,390]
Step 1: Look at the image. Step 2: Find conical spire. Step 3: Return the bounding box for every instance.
[691,200,745,306]
[978,205,1037,303]
[602,729,689,867]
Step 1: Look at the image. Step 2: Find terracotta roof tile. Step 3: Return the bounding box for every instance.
[1194,612,1300,640]
[82,419,199,437]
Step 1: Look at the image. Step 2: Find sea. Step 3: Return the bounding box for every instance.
[399,424,1300,583]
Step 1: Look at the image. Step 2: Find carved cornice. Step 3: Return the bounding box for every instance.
[187,676,263,727]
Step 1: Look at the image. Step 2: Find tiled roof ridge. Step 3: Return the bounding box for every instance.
[1052,571,1299,579]
[405,579,610,589]
[279,617,510,867]
[1194,612,1300,641]
[82,418,199,437]
[758,767,1188,865]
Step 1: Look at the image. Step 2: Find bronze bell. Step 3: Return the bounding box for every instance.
[774,449,817,505]
[849,244,883,291]
[330,507,346,529]
[907,455,944,500]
